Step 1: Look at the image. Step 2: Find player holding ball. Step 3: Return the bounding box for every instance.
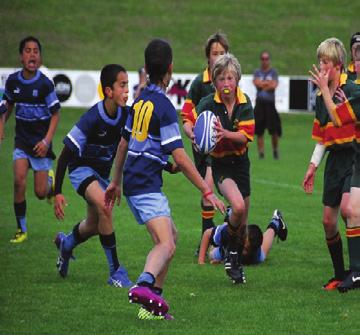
[194,53,255,284]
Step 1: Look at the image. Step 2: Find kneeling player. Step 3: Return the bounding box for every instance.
[198,210,287,266]
[53,64,132,287]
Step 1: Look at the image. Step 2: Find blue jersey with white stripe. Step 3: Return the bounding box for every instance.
[64,101,129,178]
[0,70,60,158]
[123,84,183,196]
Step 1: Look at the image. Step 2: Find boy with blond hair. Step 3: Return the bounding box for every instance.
[304,38,360,290]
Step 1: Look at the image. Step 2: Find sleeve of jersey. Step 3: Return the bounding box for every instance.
[122,111,133,142]
[333,98,360,126]
[180,82,198,125]
[237,102,255,141]
[63,115,92,157]
[312,118,324,142]
[45,82,61,113]
[160,105,183,154]
[0,80,14,114]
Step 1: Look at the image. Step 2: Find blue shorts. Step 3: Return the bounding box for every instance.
[126,192,171,225]
[13,148,52,171]
[210,246,266,264]
[69,166,109,197]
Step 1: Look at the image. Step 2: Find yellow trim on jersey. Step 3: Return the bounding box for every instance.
[214,87,247,104]
[240,129,254,141]
[348,63,355,73]
[238,119,255,126]
[317,73,348,96]
[355,79,360,85]
[323,136,355,147]
[203,68,211,83]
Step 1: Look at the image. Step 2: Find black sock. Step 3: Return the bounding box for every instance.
[99,232,120,276]
[14,201,27,232]
[201,203,215,234]
[326,232,345,279]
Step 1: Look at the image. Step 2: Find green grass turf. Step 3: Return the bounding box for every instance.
[1,0,359,74]
[1,110,360,334]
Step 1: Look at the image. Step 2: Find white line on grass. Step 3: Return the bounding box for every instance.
[253,178,321,195]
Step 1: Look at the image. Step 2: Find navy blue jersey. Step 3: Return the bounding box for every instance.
[123,84,183,196]
[0,70,60,158]
[64,101,129,178]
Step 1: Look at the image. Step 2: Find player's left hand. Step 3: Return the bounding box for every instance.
[309,65,330,91]
[33,140,49,157]
[214,117,228,142]
[335,87,347,103]
[203,192,226,214]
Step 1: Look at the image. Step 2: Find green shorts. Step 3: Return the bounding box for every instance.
[192,145,211,178]
[323,147,354,207]
[212,152,250,199]
[351,145,360,188]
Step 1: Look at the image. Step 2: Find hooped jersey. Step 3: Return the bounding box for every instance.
[195,87,254,161]
[0,70,60,158]
[123,84,184,196]
[312,74,360,150]
[63,101,129,178]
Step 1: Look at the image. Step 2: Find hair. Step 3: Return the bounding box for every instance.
[100,64,126,97]
[211,53,242,83]
[145,38,172,84]
[205,31,229,59]
[260,50,271,59]
[317,38,346,70]
[19,36,42,54]
[242,224,263,265]
[350,32,360,50]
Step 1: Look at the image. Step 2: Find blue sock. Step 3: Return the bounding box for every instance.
[136,272,155,287]
[267,218,280,235]
[99,233,120,276]
[14,201,27,232]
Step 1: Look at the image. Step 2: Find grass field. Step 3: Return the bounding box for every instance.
[1,110,360,335]
[1,0,359,74]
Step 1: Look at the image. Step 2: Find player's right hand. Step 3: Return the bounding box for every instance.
[104,182,121,210]
[54,194,67,220]
[302,163,316,194]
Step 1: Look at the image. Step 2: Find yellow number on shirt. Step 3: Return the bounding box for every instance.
[132,100,154,142]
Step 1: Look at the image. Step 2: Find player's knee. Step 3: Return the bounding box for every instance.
[14,176,26,193]
[162,240,176,258]
[322,216,337,235]
[347,204,360,226]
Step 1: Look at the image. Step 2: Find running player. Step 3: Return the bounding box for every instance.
[105,38,225,320]
[53,64,132,288]
[0,36,60,243]
[195,53,255,284]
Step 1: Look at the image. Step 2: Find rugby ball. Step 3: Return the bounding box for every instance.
[193,110,217,154]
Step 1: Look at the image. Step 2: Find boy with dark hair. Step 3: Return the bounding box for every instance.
[53,64,132,288]
[347,32,360,81]
[304,38,360,290]
[181,32,229,249]
[105,38,225,320]
[198,210,287,265]
[0,36,60,243]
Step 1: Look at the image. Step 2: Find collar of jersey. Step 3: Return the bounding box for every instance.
[202,67,211,83]
[348,62,355,73]
[17,70,41,85]
[146,83,166,96]
[214,87,247,104]
[98,101,122,125]
[316,73,348,96]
